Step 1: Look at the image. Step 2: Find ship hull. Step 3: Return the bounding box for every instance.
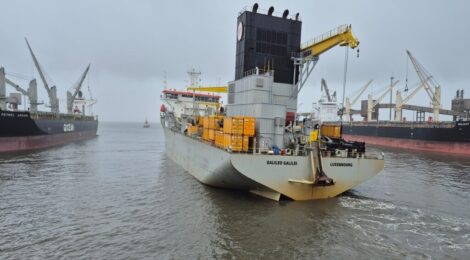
[0,111,98,153]
[341,121,470,156]
[343,134,470,156]
[0,130,97,153]
[163,126,384,201]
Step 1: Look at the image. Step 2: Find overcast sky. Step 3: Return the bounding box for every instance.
[1,0,469,122]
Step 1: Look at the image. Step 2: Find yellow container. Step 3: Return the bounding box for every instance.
[203,116,209,129]
[231,135,243,152]
[320,125,341,139]
[243,117,255,136]
[208,129,215,140]
[224,117,243,135]
[208,116,215,129]
[223,117,232,134]
[187,125,198,136]
[202,128,209,141]
[223,133,231,149]
[242,136,250,152]
[215,131,224,148]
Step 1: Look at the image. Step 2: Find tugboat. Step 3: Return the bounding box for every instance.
[143,118,150,128]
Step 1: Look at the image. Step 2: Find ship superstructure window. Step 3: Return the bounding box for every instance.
[165,93,178,99]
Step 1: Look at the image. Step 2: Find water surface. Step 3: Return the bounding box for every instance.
[1,122,469,259]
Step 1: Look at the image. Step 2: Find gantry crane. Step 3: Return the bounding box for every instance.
[67,64,90,114]
[344,80,373,120]
[25,38,60,114]
[367,80,399,121]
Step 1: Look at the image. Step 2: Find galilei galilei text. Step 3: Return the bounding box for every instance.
[266,160,298,166]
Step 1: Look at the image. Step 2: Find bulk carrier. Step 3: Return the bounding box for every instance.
[321,50,470,156]
[160,4,384,201]
[0,39,98,153]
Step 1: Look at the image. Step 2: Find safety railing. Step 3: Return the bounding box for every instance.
[301,25,348,50]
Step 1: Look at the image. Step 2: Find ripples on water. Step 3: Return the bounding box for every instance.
[1,122,469,259]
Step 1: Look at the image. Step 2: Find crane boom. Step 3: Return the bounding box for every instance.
[25,38,50,94]
[301,25,359,57]
[5,78,28,95]
[350,80,373,106]
[402,76,432,104]
[321,78,332,102]
[72,64,90,100]
[373,80,399,106]
[25,38,59,113]
[406,50,438,104]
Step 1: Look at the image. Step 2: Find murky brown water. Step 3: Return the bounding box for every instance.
[1,122,469,259]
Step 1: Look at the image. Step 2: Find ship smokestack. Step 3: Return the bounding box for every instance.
[462,89,465,98]
[295,13,300,21]
[457,90,460,98]
[268,6,274,16]
[252,3,258,13]
[282,9,289,18]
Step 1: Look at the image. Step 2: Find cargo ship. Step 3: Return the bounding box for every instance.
[0,39,98,153]
[160,4,384,201]
[322,51,470,156]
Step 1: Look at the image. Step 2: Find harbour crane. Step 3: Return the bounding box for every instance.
[67,64,90,114]
[367,80,399,121]
[344,80,373,120]
[406,50,441,121]
[294,24,360,95]
[25,38,59,114]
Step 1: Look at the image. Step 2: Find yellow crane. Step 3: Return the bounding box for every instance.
[294,24,360,95]
[300,25,359,57]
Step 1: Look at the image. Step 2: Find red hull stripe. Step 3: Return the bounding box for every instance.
[342,134,470,156]
[0,130,97,153]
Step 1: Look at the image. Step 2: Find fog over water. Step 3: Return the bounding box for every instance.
[1,0,469,122]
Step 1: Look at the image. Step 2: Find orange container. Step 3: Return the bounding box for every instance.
[208,116,216,129]
[215,131,224,147]
[243,117,255,136]
[223,117,243,135]
[223,117,232,134]
[231,135,243,151]
[208,129,215,140]
[187,125,198,136]
[202,128,209,141]
[203,116,209,129]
